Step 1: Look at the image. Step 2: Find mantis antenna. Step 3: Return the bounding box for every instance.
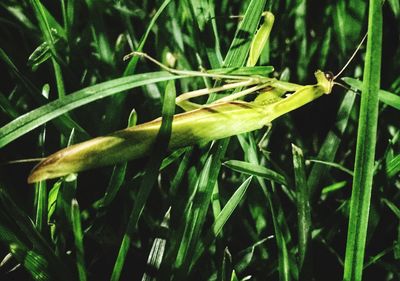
[333,81,359,94]
[333,33,368,80]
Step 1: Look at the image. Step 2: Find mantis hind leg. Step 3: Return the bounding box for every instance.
[257,122,272,154]
[175,79,268,111]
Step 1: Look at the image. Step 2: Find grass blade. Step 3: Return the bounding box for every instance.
[34,181,47,233]
[71,199,87,281]
[0,189,72,281]
[98,109,137,208]
[141,210,170,281]
[30,0,66,98]
[343,1,383,280]
[106,0,171,129]
[170,1,267,278]
[238,133,294,281]
[0,71,182,148]
[84,0,112,66]
[308,89,356,198]
[223,0,267,68]
[0,47,88,140]
[9,243,51,281]
[292,144,312,281]
[110,80,176,281]
[191,177,253,268]
[343,77,400,110]
[175,150,219,277]
[223,159,287,185]
[387,154,400,178]
[308,160,354,177]
[123,0,171,76]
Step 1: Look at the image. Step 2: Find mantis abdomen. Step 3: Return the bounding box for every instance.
[28,101,270,182]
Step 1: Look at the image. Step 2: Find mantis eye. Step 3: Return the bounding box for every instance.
[324,71,334,81]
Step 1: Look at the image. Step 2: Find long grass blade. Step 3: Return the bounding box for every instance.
[0,71,182,148]
[292,144,312,280]
[343,77,400,110]
[0,48,89,140]
[223,160,287,185]
[343,1,383,280]
[30,0,66,98]
[71,199,87,281]
[124,0,171,76]
[110,80,176,281]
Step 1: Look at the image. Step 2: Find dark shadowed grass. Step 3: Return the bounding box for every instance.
[0,0,399,281]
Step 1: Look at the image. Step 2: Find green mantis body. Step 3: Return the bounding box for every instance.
[27,12,335,183]
[28,69,333,183]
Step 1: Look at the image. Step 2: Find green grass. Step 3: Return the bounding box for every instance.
[0,0,399,280]
[343,1,382,280]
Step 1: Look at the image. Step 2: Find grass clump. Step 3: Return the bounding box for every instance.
[0,0,399,280]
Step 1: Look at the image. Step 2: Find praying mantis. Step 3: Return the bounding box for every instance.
[27,12,361,183]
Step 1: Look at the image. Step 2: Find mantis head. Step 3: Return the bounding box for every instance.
[314,70,334,94]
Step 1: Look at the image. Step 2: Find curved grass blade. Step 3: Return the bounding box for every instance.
[343,1,383,280]
[223,159,287,185]
[308,159,354,176]
[0,71,182,148]
[343,77,400,110]
[174,152,217,278]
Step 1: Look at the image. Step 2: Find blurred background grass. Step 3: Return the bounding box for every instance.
[0,0,399,280]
